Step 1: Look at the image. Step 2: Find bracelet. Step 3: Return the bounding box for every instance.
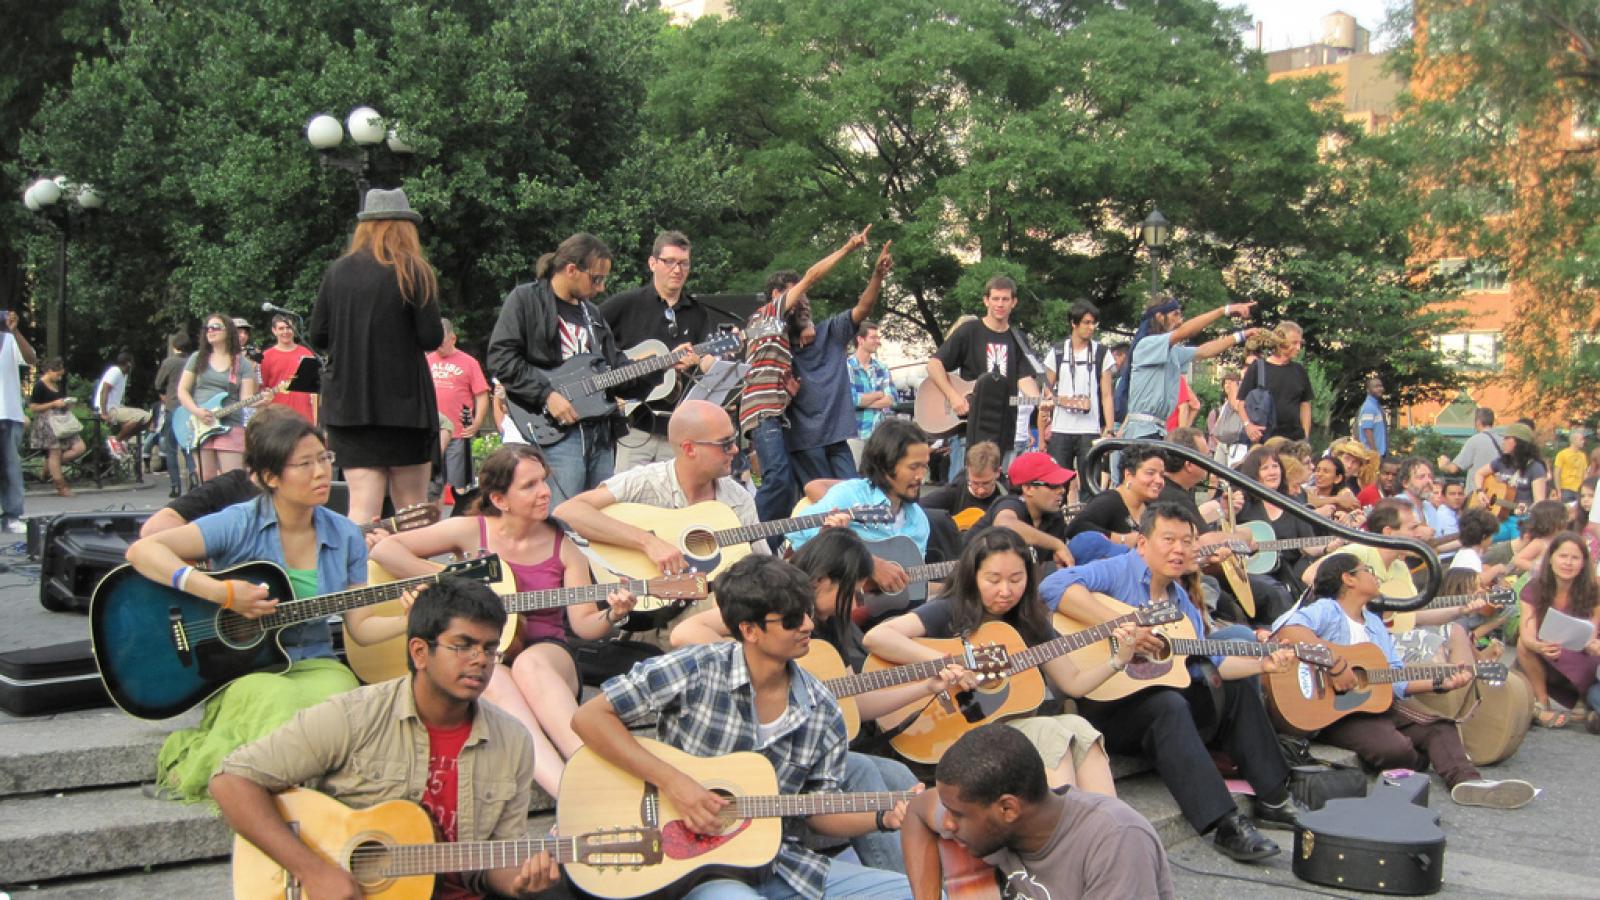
[1234,330,1245,345]
[606,608,629,627]
[170,565,190,590]
[875,809,892,833]
[1433,675,1446,692]
[223,580,236,611]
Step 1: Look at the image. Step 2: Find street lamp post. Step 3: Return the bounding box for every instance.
[1141,208,1170,295]
[23,176,103,361]
[305,106,414,211]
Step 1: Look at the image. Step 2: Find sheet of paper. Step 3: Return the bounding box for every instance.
[1537,606,1596,652]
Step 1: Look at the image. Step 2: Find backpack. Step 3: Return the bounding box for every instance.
[1112,354,1132,424]
[1243,358,1276,430]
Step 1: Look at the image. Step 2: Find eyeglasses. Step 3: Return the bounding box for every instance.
[284,451,337,472]
[1350,565,1376,576]
[584,269,609,287]
[428,640,503,663]
[654,256,690,272]
[205,324,225,332]
[761,608,814,631]
[691,436,740,453]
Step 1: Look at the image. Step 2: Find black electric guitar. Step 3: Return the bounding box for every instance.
[506,332,740,446]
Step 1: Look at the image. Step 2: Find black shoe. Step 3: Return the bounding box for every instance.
[1213,811,1280,862]
[1254,794,1310,830]
[168,486,181,498]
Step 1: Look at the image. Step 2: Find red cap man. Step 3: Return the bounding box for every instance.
[1007,451,1075,489]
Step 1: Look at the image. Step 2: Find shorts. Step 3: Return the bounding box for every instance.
[1008,714,1104,772]
[103,406,152,427]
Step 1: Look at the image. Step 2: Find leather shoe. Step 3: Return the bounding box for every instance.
[1213,811,1280,862]
[1254,794,1310,830]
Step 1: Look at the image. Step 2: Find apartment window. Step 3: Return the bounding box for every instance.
[1433,332,1502,369]
[1432,257,1508,292]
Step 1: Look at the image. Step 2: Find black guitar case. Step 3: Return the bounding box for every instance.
[0,640,111,716]
[1293,772,1445,895]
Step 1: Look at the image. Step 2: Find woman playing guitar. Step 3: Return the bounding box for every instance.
[125,412,395,802]
[370,443,637,796]
[177,311,259,481]
[865,527,1156,795]
[1474,422,1551,515]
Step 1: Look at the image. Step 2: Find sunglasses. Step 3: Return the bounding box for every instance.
[691,436,739,453]
[762,607,814,631]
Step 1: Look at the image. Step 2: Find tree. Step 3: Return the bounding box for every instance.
[1391,0,1600,416]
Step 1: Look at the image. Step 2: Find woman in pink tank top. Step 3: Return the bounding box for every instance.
[370,444,637,795]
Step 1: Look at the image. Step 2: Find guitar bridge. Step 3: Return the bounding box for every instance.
[168,607,193,666]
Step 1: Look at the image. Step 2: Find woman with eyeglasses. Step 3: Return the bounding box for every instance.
[125,411,396,802]
[177,311,259,481]
[310,188,444,526]
[370,443,637,796]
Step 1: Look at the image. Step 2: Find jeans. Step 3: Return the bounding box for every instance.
[751,417,797,543]
[790,441,858,486]
[831,752,919,873]
[541,422,615,507]
[0,419,23,522]
[946,433,966,480]
[682,858,913,900]
[157,410,190,493]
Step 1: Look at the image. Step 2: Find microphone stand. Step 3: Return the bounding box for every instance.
[1079,438,1441,612]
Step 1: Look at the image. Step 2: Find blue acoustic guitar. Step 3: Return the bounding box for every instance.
[89,554,502,720]
[170,385,284,451]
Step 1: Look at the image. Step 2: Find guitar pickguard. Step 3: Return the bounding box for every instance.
[1124,657,1174,681]
[661,819,752,860]
[1333,688,1371,711]
[954,683,1013,724]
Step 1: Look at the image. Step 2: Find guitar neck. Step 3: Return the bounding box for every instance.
[1165,638,1291,658]
[826,652,960,698]
[504,578,651,614]
[589,336,728,393]
[263,570,462,629]
[1256,536,1336,552]
[904,560,958,586]
[378,836,578,876]
[728,789,914,819]
[1009,611,1140,672]
[1362,662,1484,686]
[1421,592,1504,612]
[714,511,865,544]
[213,386,279,420]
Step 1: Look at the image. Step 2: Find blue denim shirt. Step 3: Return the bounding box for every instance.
[193,496,368,661]
[1273,596,1408,698]
[788,478,930,556]
[1039,551,1222,666]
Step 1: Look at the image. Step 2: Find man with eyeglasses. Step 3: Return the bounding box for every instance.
[918,440,1007,520]
[211,576,564,899]
[572,553,917,899]
[600,231,718,470]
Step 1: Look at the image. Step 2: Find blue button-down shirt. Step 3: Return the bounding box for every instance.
[603,642,848,900]
[193,496,368,661]
[1272,597,1408,698]
[1040,552,1222,666]
[847,354,897,441]
[788,478,930,557]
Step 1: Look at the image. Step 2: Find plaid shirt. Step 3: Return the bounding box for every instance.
[847,354,897,441]
[602,642,849,900]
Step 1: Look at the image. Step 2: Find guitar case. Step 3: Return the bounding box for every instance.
[0,640,111,716]
[1458,669,1533,766]
[1293,772,1445,895]
[38,511,151,613]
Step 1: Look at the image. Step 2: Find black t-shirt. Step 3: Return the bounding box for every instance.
[921,480,1006,517]
[1067,490,1137,538]
[1157,481,1222,534]
[1238,499,1318,583]
[167,469,261,523]
[599,286,711,352]
[31,380,66,406]
[1238,359,1313,441]
[554,300,595,362]
[912,594,963,639]
[977,495,1068,546]
[934,320,1040,391]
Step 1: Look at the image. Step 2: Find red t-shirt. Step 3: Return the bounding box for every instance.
[1357,484,1381,507]
[259,345,317,422]
[422,719,475,899]
[1166,375,1196,431]
[428,349,490,439]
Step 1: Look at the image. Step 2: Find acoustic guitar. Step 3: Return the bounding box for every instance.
[913,374,1046,437]
[1381,586,1516,634]
[90,555,501,720]
[869,603,1183,764]
[854,535,958,625]
[1053,596,1335,703]
[505,332,740,446]
[1234,520,1339,576]
[359,503,440,536]
[1263,628,1509,737]
[1468,476,1520,521]
[796,635,1011,741]
[343,564,708,685]
[937,837,1001,900]
[557,738,915,899]
[232,788,661,900]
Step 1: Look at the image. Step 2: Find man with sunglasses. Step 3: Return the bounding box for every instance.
[211,577,563,899]
[974,451,1076,571]
[600,231,717,470]
[573,553,917,899]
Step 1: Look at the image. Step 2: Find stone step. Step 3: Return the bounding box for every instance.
[0,785,231,884]
[0,708,195,797]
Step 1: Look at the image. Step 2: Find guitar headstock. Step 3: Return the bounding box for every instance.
[364,503,441,535]
[967,644,1011,682]
[444,553,504,585]
[847,505,896,526]
[697,331,743,360]
[1474,662,1508,686]
[1135,602,1184,628]
[644,572,710,601]
[1292,642,1337,668]
[571,826,664,869]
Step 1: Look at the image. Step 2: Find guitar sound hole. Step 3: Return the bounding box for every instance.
[681,529,717,560]
[347,839,393,886]
[707,788,741,835]
[214,611,266,650]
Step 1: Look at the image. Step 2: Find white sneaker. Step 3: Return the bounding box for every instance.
[3,519,26,534]
[1451,779,1537,809]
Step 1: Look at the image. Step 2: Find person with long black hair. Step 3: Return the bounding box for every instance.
[1475,421,1550,509]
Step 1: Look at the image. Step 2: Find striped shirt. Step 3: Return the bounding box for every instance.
[738,297,793,434]
[602,641,848,900]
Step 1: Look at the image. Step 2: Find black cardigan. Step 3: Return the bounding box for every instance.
[310,251,444,430]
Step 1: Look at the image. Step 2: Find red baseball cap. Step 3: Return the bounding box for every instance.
[1008,452,1075,487]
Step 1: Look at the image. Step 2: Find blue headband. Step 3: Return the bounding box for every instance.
[1142,298,1181,321]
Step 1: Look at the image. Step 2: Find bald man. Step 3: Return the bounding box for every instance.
[555,401,770,633]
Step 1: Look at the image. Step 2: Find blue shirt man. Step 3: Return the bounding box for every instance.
[1358,377,1387,457]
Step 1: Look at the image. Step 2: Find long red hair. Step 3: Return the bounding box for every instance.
[344,220,437,306]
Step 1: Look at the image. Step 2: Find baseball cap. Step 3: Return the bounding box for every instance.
[1009,452,1075,487]
[232,317,251,330]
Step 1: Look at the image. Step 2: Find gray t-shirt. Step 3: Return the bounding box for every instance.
[1451,429,1500,488]
[185,353,260,426]
[981,787,1175,900]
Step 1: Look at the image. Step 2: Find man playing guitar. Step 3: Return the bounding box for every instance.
[1041,502,1307,863]
[211,578,560,899]
[901,724,1174,900]
[571,554,916,899]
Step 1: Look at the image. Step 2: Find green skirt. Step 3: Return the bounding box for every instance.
[156,657,358,804]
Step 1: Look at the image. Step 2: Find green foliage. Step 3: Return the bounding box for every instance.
[1388,427,1461,464]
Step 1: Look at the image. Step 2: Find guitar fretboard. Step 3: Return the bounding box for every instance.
[1165,639,1292,658]
[372,837,579,876]
[1416,591,1513,612]
[261,567,484,629]
[586,347,691,393]
[211,385,281,420]
[825,645,966,698]
[711,508,883,545]
[1008,611,1142,673]
[1360,663,1489,686]
[504,578,652,614]
[728,789,914,819]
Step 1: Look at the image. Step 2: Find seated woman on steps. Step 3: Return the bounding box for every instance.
[1515,532,1600,732]
[369,443,637,796]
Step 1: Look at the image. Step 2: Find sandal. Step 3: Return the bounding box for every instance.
[1587,710,1600,736]
[1532,703,1569,729]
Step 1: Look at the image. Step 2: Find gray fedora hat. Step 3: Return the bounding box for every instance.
[357,187,422,223]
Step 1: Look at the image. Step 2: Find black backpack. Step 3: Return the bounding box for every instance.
[1243,358,1276,430]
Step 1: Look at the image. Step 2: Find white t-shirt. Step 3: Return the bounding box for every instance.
[0,334,22,423]
[1345,613,1371,646]
[1452,547,1483,573]
[94,365,127,413]
[1043,339,1116,435]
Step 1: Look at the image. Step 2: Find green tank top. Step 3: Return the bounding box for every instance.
[287,567,319,601]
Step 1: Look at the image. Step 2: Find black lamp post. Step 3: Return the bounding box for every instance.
[23,176,103,361]
[305,107,414,212]
[1141,208,1170,295]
